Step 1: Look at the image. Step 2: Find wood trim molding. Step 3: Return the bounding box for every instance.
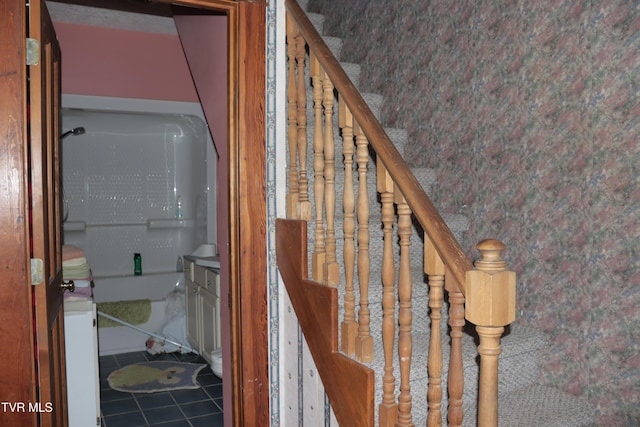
[161,0,269,425]
[236,0,268,5]
[235,2,268,425]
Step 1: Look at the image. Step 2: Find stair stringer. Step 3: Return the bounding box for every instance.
[276,219,375,427]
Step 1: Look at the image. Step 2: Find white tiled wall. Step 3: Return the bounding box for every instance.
[61,97,214,277]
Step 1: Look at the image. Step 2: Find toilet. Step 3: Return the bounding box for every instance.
[210,348,223,379]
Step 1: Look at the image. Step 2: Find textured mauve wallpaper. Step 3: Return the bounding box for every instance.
[308,0,639,424]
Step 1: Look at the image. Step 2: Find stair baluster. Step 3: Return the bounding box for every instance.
[296,27,310,220]
[377,163,398,427]
[340,103,357,355]
[322,69,339,285]
[466,240,516,427]
[309,53,326,282]
[285,16,299,219]
[395,191,414,427]
[425,236,445,427]
[447,285,465,427]
[354,121,373,362]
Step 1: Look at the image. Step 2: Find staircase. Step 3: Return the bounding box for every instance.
[277,1,594,425]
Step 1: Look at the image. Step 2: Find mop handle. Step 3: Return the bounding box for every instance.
[97,310,198,354]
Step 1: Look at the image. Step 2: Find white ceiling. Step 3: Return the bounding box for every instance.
[46,1,178,35]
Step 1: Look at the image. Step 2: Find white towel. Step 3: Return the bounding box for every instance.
[71,279,92,288]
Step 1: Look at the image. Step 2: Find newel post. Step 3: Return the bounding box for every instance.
[465,239,516,427]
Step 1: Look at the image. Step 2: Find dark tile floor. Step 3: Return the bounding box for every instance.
[99,351,224,427]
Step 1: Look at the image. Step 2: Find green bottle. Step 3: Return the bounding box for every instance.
[134,253,142,276]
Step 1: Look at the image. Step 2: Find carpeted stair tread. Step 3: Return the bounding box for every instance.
[495,385,595,427]
[360,320,550,426]
[322,36,343,59]
[340,62,362,89]
[363,320,548,378]
[307,12,324,34]
[360,92,384,120]
[303,64,361,99]
[382,127,409,154]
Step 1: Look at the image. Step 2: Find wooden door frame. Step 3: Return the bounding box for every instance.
[164,1,269,425]
[0,0,268,426]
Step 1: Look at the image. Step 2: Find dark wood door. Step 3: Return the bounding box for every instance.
[0,0,38,422]
[0,0,67,425]
[29,0,68,425]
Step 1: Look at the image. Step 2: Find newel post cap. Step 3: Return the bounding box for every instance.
[465,239,516,327]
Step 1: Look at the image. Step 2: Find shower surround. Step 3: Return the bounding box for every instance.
[62,104,210,275]
[61,97,216,354]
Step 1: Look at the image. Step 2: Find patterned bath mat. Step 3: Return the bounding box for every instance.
[97,299,151,328]
[107,361,206,393]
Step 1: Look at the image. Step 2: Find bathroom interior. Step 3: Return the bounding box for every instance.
[62,101,216,356]
[49,2,229,426]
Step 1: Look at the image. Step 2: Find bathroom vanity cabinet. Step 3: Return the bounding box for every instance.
[184,256,221,365]
[64,298,100,426]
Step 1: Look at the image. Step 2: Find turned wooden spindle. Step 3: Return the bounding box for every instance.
[340,102,357,355]
[295,33,310,220]
[377,164,397,427]
[354,121,373,363]
[447,286,465,427]
[425,236,445,427]
[285,16,299,219]
[395,191,414,427]
[322,70,339,285]
[309,54,325,282]
[466,239,516,427]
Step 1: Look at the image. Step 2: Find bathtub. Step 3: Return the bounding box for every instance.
[92,272,184,356]
[58,96,217,356]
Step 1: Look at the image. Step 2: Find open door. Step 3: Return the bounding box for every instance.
[28,0,69,425]
[0,0,38,424]
[0,0,67,425]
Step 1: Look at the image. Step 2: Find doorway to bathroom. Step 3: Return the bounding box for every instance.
[0,0,268,426]
[53,6,230,423]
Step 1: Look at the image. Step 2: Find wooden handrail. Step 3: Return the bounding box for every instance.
[285,0,473,290]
